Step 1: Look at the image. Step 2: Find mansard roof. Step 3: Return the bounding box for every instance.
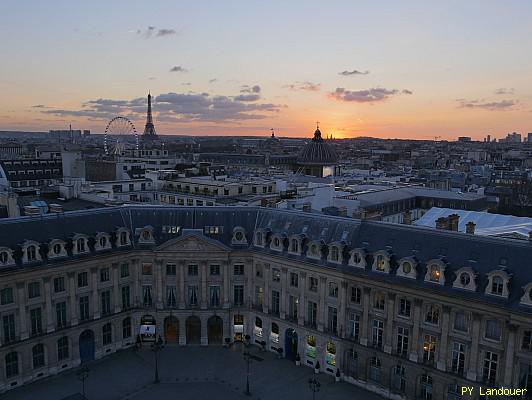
[0,205,531,313]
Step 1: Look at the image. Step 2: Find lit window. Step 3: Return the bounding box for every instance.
[429,265,440,282]
[376,255,386,271]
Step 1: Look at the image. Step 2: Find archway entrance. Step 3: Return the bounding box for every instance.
[186,316,201,344]
[79,330,95,363]
[284,328,298,361]
[164,316,179,344]
[207,316,223,344]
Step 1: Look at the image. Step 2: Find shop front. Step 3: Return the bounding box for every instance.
[325,341,337,374]
[139,314,157,342]
[254,317,263,344]
[233,314,244,341]
[305,335,317,366]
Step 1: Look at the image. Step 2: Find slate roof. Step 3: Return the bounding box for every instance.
[0,205,531,314]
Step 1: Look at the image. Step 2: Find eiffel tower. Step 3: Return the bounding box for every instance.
[142,92,157,139]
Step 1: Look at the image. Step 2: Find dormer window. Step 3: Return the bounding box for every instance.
[485,270,511,298]
[273,237,280,247]
[142,230,151,241]
[349,248,367,268]
[328,245,341,263]
[307,242,322,259]
[519,283,532,307]
[255,231,264,247]
[424,261,445,285]
[430,265,440,282]
[0,248,14,267]
[376,255,385,272]
[372,251,390,273]
[0,251,8,264]
[235,231,243,241]
[120,232,128,246]
[459,273,470,286]
[291,239,299,253]
[53,244,62,255]
[232,227,247,244]
[76,239,86,254]
[402,261,412,274]
[99,236,107,248]
[491,276,503,296]
[452,267,477,291]
[27,245,37,261]
[95,233,112,251]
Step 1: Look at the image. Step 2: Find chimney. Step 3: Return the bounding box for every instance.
[403,210,412,225]
[302,202,312,212]
[466,221,476,234]
[448,214,460,231]
[436,217,448,230]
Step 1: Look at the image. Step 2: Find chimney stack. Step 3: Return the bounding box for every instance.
[448,214,460,231]
[302,202,311,212]
[466,221,476,234]
[436,217,448,230]
[338,206,347,217]
[403,210,412,225]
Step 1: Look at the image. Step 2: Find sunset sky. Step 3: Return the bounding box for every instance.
[1,0,532,140]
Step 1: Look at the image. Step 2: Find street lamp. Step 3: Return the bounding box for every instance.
[243,334,252,396]
[76,365,90,399]
[308,377,321,400]
[151,335,164,384]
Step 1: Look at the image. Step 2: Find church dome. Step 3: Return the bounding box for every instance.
[297,127,338,166]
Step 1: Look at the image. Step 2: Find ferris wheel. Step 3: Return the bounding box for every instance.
[103,116,139,155]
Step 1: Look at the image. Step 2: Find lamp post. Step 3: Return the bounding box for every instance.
[308,377,321,400]
[76,365,90,399]
[243,334,252,396]
[151,335,164,384]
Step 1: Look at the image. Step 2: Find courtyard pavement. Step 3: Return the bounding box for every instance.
[3,344,384,400]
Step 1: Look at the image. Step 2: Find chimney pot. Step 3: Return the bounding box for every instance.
[466,221,476,234]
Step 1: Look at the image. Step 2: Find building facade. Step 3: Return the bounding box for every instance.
[0,207,531,399]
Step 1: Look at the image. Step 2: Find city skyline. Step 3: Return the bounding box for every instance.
[2,0,532,139]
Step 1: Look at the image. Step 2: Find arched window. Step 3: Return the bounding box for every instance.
[0,251,8,264]
[459,272,471,286]
[102,323,112,346]
[5,352,18,378]
[76,238,86,253]
[122,317,132,339]
[57,337,69,360]
[32,343,45,369]
[27,245,37,261]
[429,265,440,282]
[99,236,107,248]
[491,276,504,295]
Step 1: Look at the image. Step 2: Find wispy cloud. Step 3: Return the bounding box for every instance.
[209,78,218,84]
[137,26,177,38]
[169,65,187,73]
[284,81,321,91]
[339,70,370,76]
[457,98,517,111]
[156,28,176,37]
[234,85,262,102]
[494,88,514,95]
[329,87,412,103]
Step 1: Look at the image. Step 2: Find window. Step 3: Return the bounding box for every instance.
[187,285,198,306]
[57,337,69,360]
[56,302,67,329]
[425,305,440,324]
[288,296,298,320]
[120,263,129,278]
[102,323,112,346]
[271,290,280,316]
[255,265,263,278]
[53,277,65,293]
[273,237,280,248]
[350,287,361,304]
[429,265,441,282]
[142,264,153,275]
[485,320,502,341]
[121,286,130,309]
[28,282,41,298]
[392,365,406,393]
[491,276,504,296]
[451,342,466,375]
[234,264,244,276]
[454,311,468,332]
[32,344,45,369]
[330,246,339,262]
[210,264,220,275]
[374,292,385,311]
[290,272,298,287]
[369,357,381,382]
[143,285,153,307]
[309,277,318,292]
[459,272,471,286]
[166,264,177,275]
[5,352,18,378]
[483,351,498,384]
[100,268,110,282]
[30,307,42,336]
[101,291,111,315]
[376,254,386,271]
[328,282,338,298]
[76,238,86,253]
[347,312,360,341]
[372,319,384,349]
[188,264,198,276]
[79,296,90,321]
[327,306,338,334]
[122,317,132,339]
[27,245,37,261]
[420,374,433,400]
[234,285,244,306]
[166,286,177,308]
[0,287,14,305]
[522,330,532,351]
[398,298,411,317]
[210,286,220,307]
[99,236,108,249]
[78,272,88,288]
[0,251,9,265]
[308,301,317,328]
[119,231,128,246]
[3,314,16,343]
[401,261,412,274]
[396,326,409,357]
[272,268,281,282]
[423,334,437,363]
[291,239,299,253]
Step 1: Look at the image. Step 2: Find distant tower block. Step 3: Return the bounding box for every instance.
[142,92,157,139]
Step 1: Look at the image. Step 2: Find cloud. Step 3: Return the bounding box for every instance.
[209,78,218,83]
[457,99,517,111]
[169,65,187,73]
[285,81,321,91]
[339,70,370,76]
[234,85,262,101]
[41,90,281,123]
[494,88,514,95]
[329,87,411,103]
[137,26,176,38]
[31,104,47,108]
[240,85,261,94]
